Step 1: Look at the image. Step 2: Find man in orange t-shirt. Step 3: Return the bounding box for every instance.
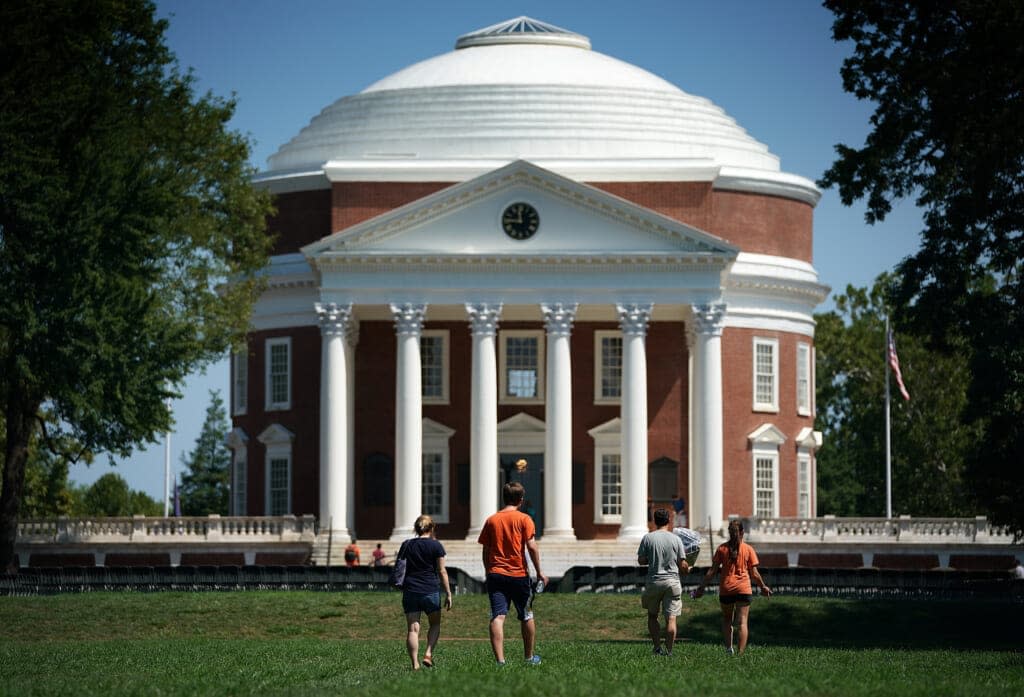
[478,481,548,666]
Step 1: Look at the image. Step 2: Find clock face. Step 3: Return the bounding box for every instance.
[501,202,540,240]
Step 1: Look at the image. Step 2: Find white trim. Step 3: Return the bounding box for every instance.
[797,453,812,519]
[589,418,623,524]
[752,449,779,518]
[258,424,294,516]
[499,329,546,404]
[226,428,249,516]
[421,329,450,405]
[422,418,455,524]
[265,337,292,411]
[752,337,779,413]
[232,348,248,416]
[497,412,547,452]
[796,342,811,416]
[593,330,622,405]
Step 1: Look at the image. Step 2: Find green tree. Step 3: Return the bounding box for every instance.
[179,390,230,516]
[815,277,982,517]
[820,1,1024,535]
[2,411,87,518]
[0,1,273,570]
[74,473,161,517]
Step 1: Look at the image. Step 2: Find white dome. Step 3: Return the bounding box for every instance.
[267,17,781,174]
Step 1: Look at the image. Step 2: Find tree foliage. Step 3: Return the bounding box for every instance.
[815,277,983,517]
[72,473,161,517]
[179,391,230,516]
[821,1,1024,535]
[0,0,273,570]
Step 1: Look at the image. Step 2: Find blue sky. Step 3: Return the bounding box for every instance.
[68,0,925,502]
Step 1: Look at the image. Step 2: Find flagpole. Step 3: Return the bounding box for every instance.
[163,397,171,517]
[884,316,893,519]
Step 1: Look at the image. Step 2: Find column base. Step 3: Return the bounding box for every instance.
[539,528,576,542]
[616,524,648,542]
[465,526,483,541]
[389,526,414,542]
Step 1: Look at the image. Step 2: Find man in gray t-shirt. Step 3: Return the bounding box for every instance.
[636,508,691,656]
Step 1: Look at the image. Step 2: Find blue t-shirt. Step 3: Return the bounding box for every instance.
[399,537,446,595]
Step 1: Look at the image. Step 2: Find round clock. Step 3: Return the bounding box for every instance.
[501,202,540,240]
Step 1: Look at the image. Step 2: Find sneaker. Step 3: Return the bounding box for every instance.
[653,646,667,656]
[525,654,542,665]
[496,660,506,667]
[725,647,735,655]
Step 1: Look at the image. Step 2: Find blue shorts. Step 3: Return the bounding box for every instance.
[402,590,441,615]
[486,573,533,621]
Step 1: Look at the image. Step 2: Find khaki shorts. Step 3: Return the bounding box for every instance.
[641,577,682,617]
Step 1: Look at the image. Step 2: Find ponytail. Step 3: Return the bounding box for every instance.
[727,519,743,562]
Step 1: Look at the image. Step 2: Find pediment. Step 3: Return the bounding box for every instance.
[258,423,294,446]
[748,423,786,446]
[497,412,547,434]
[302,160,737,262]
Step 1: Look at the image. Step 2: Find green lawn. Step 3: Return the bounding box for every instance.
[0,591,1020,696]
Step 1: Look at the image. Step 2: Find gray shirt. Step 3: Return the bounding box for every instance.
[637,529,685,581]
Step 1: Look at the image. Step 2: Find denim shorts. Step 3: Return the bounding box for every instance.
[402,590,441,615]
[486,573,533,621]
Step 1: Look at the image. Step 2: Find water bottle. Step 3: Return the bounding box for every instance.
[534,579,545,594]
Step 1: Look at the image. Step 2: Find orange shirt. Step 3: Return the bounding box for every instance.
[477,508,536,577]
[712,541,760,595]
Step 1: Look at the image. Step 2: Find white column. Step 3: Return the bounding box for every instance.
[542,303,578,541]
[465,303,502,539]
[390,303,426,541]
[315,302,352,542]
[691,303,726,535]
[616,303,652,541]
[345,320,359,536]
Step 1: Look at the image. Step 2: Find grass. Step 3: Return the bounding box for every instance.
[0,591,1021,696]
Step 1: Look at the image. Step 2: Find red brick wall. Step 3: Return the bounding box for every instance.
[332,182,454,231]
[709,190,813,263]
[233,326,322,517]
[720,327,816,518]
[267,189,332,255]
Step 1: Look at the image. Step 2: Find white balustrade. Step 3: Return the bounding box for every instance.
[16,515,316,544]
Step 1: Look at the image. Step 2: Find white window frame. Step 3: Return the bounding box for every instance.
[588,418,622,524]
[593,330,623,405]
[258,424,294,516]
[232,348,248,416]
[226,428,249,516]
[265,337,292,411]
[797,453,812,519]
[421,329,450,405]
[796,342,811,416]
[753,451,779,519]
[421,418,455,523]
[499,330,545,404]
[796,427,822,519]
[748,424,784,518]
[753,337,779,412]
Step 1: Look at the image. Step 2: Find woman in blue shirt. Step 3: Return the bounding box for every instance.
[399,515,452,670]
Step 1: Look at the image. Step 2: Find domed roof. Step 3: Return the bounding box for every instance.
[267,17,782,176]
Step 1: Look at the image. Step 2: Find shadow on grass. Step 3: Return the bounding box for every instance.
[675,597,1023,651]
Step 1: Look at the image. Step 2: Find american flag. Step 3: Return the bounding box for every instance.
[887,330,910,401]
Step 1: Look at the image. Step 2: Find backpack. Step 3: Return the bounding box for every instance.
[344,548,357,562]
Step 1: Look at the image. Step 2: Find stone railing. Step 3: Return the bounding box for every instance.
[17,514,317,544]
[743,515,1016,544]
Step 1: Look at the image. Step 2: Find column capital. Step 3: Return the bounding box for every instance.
[390,303,427,336]
[541,303,578,337]
[692,303,726,337]
[466,303,503,337]
[315,302,352,337]
[345,318,360,348]
[616,303,653,337]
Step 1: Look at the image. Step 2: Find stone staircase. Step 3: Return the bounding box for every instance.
[312,535,717,579]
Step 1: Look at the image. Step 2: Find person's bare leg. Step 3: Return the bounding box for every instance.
[736,605,751,654]
[720,604,735,652]
[489,615,506,663]
[647,613,662,651]
[664,615,677,654]
[424,610,442,665]
[406,612,421,670]
[521,617,536,658]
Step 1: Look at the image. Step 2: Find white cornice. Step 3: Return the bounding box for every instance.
[715,166,821,206]
[313,253,729,275]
